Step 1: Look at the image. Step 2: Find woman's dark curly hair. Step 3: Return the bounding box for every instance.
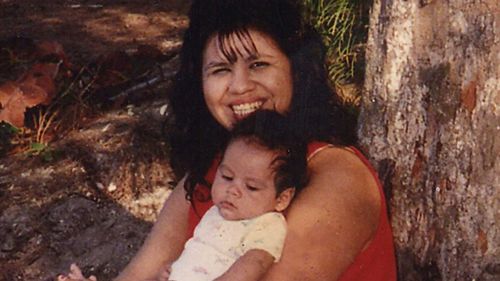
[226,110,308,195]
[167,0,357,201]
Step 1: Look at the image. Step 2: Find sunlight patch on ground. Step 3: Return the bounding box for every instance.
[84,8,187,51]
[123,188,172,222]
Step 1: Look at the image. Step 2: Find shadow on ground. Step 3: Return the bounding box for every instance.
[0,0,190,63]
[0,93,177,280]
[0,1,188,280]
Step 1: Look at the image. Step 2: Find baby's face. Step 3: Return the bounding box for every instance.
[211,139,291,220]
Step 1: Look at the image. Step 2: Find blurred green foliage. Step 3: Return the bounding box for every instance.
[0,122,18,156]
[302,0,370,88]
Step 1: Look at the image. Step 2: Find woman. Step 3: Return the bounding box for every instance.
[63,0,396,280]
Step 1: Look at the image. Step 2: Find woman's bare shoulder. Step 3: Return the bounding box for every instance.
[263,146,382,280]
[303,145,381,237]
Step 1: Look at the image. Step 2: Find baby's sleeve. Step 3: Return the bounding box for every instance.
[241,213,287,262]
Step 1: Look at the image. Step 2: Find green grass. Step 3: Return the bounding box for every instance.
[302,0,369,97]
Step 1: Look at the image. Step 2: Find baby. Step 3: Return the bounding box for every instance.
[166,110,308,281]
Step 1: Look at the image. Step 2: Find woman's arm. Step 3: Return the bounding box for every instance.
[261,147,382,281]
[214,249,275,281]
[115,177,191,281]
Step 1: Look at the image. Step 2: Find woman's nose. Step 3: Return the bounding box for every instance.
[228,67,255,95]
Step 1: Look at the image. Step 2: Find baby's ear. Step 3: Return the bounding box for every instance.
[275,187,295,212]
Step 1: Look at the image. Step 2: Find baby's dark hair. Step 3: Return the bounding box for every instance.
[226,110,308,195]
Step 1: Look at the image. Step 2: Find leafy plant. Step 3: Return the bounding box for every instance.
[0,122,19,156]
[302,0,370,104]
[0,39,80,156]
[26,141,58,162]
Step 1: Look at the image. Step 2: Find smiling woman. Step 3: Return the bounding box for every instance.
[202,30,293,128]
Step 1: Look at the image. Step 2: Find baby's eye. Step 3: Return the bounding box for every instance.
[221,174,233,181]
[246,185,259,191]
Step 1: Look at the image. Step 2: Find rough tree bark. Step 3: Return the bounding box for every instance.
[358,0,499,280]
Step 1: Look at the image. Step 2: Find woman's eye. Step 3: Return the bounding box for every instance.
[212,67,230,75]
[250,61,269,69]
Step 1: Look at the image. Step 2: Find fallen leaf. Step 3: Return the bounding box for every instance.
[18,63,58,105]
[0,83,27,127]
[0,62,57,127]
[0,82,19,107]
[25,62,60,79]
[36,40,71,68]
[17,80,50,107]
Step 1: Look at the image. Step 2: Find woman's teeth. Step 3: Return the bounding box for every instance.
[232,101,263,117]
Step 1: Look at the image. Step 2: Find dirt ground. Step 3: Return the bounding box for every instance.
[0,0,189,63]
[0,1,190,280]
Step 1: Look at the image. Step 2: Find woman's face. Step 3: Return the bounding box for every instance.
[202,29,293,129]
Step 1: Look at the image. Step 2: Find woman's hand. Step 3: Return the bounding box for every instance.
[57,263,97,281]
[155,263,172,281]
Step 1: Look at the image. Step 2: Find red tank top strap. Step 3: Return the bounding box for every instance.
[186,157,219,237]
[347,146,389,216]
[306,141,333,160]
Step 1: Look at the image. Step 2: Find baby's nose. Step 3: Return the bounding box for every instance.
[227,183,242,197]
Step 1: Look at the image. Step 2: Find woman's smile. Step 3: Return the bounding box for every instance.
[231,101,264,120]
[202,29,293,129]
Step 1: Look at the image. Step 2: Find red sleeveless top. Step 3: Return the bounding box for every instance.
[187,142,396,280]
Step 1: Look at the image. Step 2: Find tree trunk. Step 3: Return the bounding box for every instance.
[358,0,499,280]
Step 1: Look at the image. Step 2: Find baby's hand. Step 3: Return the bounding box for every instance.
[156,263,172,281]
[140,263,171,281]
[57,263,97,281]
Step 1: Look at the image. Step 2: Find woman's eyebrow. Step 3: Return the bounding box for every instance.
[244,53,260,62]
[203,61,229,71]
